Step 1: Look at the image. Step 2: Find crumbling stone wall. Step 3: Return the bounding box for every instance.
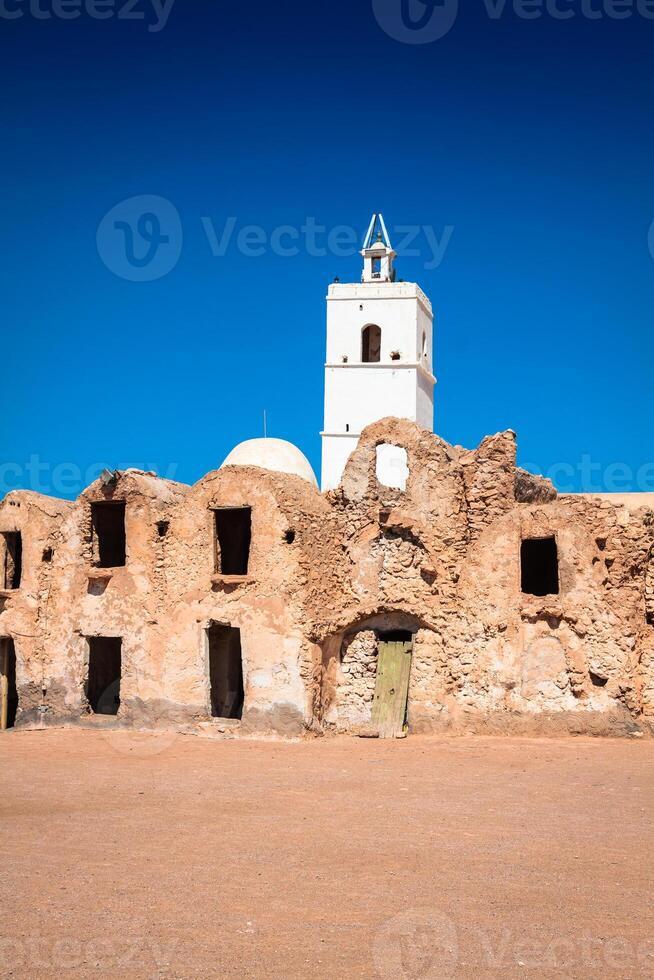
[317,420,654,736]
[644,516,654,627]
[0,491,74,724]
[407,628,451,729]
[1,418,653,737]
[329,630,378,731]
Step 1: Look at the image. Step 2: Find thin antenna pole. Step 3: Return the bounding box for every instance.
[263,410,267,438]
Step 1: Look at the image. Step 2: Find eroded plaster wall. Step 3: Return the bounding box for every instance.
[1,419,653,737]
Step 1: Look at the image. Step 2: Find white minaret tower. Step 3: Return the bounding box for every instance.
[320,214,435,491]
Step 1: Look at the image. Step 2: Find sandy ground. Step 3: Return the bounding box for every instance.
[0,730,653,979]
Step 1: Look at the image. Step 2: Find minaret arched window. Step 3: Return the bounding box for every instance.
[362,324,381,363]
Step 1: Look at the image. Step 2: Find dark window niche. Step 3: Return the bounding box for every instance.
[207,624,244,720]
[362,324,381,363]
[91,502,126,568]
[1,638,18,728]
[521,537,559,597]
[86,637,121,715]
[214,507,251,576]
[2,532,22,590]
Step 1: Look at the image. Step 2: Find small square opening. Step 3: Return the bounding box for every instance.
[86,637,122,715]
[2,533,22,590]
[214,507,251,576]
[207,624,244,720]
[521,537,559,597]
[91,502,126,568]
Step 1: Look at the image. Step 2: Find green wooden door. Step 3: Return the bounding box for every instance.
[371,640,413,739]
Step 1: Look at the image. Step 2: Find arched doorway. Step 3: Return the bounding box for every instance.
[361,324,381,363]
[321,613,425,738]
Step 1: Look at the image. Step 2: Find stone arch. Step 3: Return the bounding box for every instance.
[319,611,430,733]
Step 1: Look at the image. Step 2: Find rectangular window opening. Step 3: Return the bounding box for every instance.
[207,624,244,720]
[214,507,251,576]
[86,637,122,715]
[2,532,22,590]
[91,502,126,568]
[521,537,559,597]
[1,638,18,729]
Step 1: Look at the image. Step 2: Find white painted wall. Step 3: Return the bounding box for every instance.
[323,365,424,433]
[320,434,359,491]
[324,282,433,368]
[416,369,434,431]
[321,280,436,491]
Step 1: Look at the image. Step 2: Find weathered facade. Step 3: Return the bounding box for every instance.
[2,418,654,738]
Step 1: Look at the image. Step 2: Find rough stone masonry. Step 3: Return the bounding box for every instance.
[1,417,653,738]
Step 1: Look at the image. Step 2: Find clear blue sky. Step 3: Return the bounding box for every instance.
[2,0,653,497]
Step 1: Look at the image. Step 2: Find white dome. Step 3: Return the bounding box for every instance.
[221,438,318,488]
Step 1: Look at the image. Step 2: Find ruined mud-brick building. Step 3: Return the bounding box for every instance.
[2,216,653,738]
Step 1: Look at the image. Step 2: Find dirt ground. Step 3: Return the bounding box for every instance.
[0,730,652,979]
